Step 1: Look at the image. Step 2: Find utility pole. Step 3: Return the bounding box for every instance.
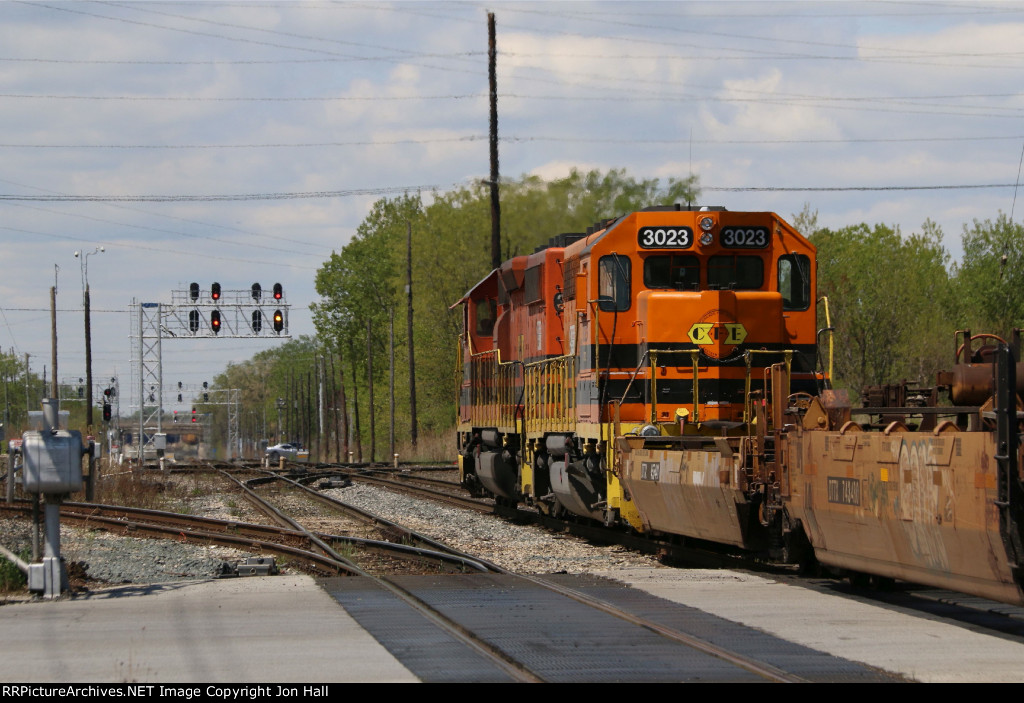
[389,309,395,460]
[366,319,375,463]
[407,220,418,447]
[488,11,501,270]
[50,276,58,400]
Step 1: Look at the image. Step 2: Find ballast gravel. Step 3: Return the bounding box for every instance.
[0,479,660,593]
[326,483,660,574]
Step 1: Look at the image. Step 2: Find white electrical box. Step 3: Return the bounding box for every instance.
[22,430,84,493]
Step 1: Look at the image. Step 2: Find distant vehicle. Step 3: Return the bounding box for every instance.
[265,443,300,461]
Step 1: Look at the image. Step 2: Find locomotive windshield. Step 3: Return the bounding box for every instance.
[643,254,700,290]
[707,254,764,290]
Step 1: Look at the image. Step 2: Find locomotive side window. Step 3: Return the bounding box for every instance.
[474,298,497,336]
[524,265,543,304]
[778,254,811,310]
[707,255,763,290]
[643,255,699,291]
[598,255,631,312]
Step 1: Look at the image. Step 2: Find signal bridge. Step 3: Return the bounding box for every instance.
[164,282,289,338]
[130,282,290,462]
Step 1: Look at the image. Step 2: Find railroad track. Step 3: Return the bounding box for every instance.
[229,467,815,681]
[1,467,906,680]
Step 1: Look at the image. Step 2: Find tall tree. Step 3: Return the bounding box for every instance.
[811,220,953,395]
[953,212,1024,336]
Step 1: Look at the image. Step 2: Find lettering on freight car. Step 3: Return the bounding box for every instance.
[826,477,861,506]
[640,461,661,481]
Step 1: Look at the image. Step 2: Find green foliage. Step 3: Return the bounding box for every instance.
[0,350,46,442]
[790,202,821,238]
[952,212,1024,336]
[205,336,329,459]
[0,549,28,591]
[811,220,954,394]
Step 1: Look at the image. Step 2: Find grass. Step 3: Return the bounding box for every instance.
[0,549,29,592]
[95,470,215,513]
[393,430,457,464]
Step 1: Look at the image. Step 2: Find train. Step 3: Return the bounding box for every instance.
[455,204,1024,605]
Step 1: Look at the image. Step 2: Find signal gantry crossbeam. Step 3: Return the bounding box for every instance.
[130,282,291,461]
[165,283,289,339]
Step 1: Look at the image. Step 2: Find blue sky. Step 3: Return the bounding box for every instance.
[2,0,1024,415]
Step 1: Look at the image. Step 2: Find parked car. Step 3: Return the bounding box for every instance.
[265,442,300,461]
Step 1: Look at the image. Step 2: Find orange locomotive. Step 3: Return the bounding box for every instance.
[455,205,826,544]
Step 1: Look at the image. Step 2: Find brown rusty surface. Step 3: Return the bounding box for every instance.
[785,427,1024,605]
[619,445,749,547]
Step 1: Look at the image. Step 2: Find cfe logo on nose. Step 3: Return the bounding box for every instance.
[687,310,747,359]
[687,323,747,345]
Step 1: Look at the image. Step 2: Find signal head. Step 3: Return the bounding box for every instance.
[251,283,262,301]
[273,309,284,333]
[273,283,283,300]
[211,310,221,334]
[189,282,200,301]
[211,282,221,301]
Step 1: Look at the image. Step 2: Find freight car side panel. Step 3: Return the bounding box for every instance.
[617,440,754,547]
[786,429,1024,604]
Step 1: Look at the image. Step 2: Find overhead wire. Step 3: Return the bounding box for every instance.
[0,177,338,255]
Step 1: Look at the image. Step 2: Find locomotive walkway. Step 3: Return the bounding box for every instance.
[0,567,1022,682]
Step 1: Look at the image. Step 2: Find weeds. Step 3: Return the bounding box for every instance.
[96,471,196,512]
[0,549,29,592]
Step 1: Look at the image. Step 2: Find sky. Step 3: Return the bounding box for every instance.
[2,0,1024,417]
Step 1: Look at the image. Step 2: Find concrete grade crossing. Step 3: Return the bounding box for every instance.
[0,567,1020,682]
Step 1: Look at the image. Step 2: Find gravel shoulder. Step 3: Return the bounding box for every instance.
[1,474,663,599]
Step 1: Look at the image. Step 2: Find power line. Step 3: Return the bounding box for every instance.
[2,182,1018,204]
[0,136,488,149]
[0,224,321,269]
[0,177,337,255]
[0,93,481,101]
[703,184,1021,192]
[0,184,451,202]
[25,1,483,77]
[6,133,1023,150]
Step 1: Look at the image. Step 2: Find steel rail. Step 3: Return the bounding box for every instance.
[222,470,543,682]
[133,462,803,678]
[276,470,802,681]
[314,467,493,513]
[0,501,353,575]
[245,470,495,573]
[255,469,804,681]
